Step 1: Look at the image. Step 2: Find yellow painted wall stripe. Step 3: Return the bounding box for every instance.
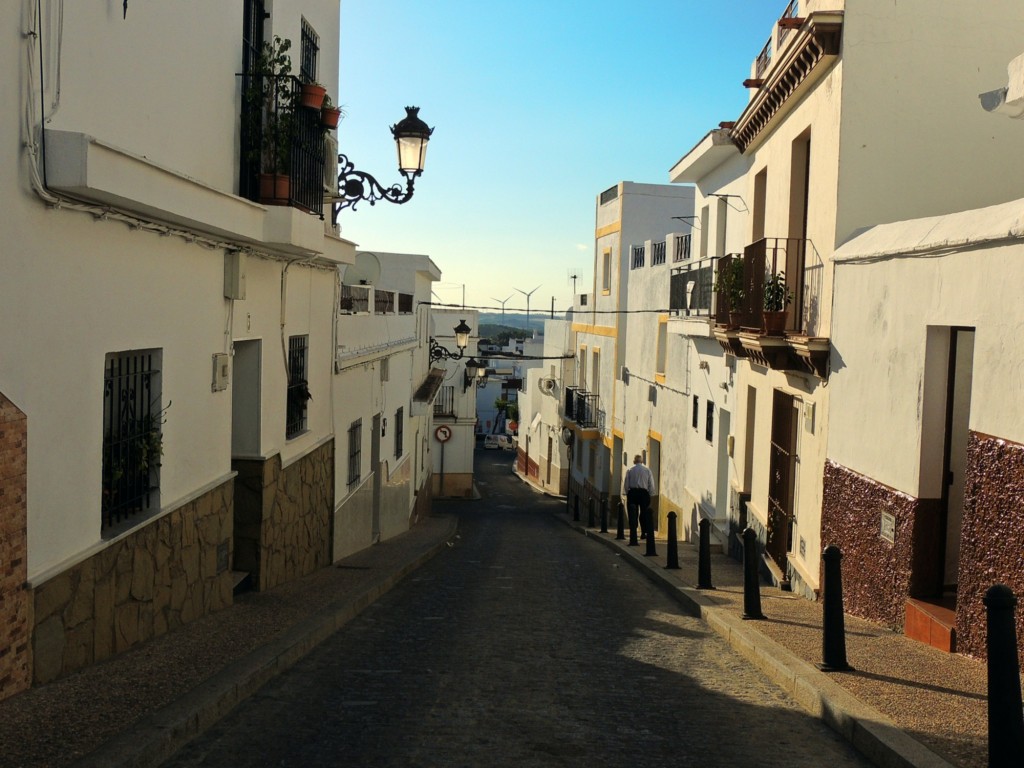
[595,221,621,239]
[571,323,617,337]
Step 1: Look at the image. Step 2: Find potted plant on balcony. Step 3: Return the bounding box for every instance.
[320,93,345,130]
[300,81,327,110]
[762,270,794,335]
[244,36,297,205]
[714,257,745,328]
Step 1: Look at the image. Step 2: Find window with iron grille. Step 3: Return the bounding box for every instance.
[398,293,414,314]
[340,284,370,313]
[692,395,700,429]
[286,335,309,438]
[374,290,395,314]
[395,407,404,458]
[434,385,455,417]
[706,401,715,442]
[102,350,162,531]
[299,18,319,84]
[348,419,362,487]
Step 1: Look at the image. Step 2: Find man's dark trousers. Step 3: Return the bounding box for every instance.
[627,488,650,539]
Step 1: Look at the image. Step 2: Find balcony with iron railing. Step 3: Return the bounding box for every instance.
[670,254,720,319]
[239,73,325,217]
[711,238,830,378]
[563,386,603,434]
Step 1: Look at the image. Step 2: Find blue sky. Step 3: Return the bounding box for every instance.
[337,2,784,317]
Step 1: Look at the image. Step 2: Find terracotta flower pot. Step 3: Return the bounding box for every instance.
[321,107,342,129]
[300,83,326,110]
[258,173,290,206]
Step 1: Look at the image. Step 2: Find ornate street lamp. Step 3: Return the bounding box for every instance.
[332,106,434,222]
[429,318,472,363]
[463,357,488,391]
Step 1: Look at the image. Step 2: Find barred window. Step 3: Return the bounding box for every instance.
[340,285,370,313]
[299,18,319,83]
[102,350,163,531]
[286,335,310,439]
[706,401,715,443]
[692,395,700,430]
[395,407,404,458]
[348,419,362,487]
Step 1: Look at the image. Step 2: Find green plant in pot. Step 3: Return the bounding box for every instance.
[762,270,794,335]
[713,257,746,326]
[244,36,297,203]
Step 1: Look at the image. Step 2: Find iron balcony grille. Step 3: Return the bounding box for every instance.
[630,245,645,270]
[778,0,801,45]
[374,290,395,314]
[755,36,773,78]
[652,241,666,266]
[673,233,692,262]
[670,255,717,317]
[714,239,810,333]
[102,351,161,530]
[573,390,600,430]
[340,284,370,313]
[238,73,325,217]
[434,386,456,417]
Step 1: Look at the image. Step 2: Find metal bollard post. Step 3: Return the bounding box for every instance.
[628,502,639,546]
[985,584,1024,767]
[600,501,609,534]
[588,498,595,528]
[698,518,714,589]
[616,501,625,540]
[818,545,850,671]
[644,508,657,557]
[741,527,765,620]
[666,512,680,569]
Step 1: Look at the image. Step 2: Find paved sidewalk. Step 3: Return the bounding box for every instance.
[561,513,991,768]
[0,511,460,768]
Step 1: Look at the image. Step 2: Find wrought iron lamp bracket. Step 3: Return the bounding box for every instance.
[428,337,464,363]
[332,154,418,223]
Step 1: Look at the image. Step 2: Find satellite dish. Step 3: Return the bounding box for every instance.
[540,378,557,393]
[343,251,381,286]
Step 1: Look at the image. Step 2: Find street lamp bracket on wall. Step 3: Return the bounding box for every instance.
[429,318,472,363]
[331,107,434,224]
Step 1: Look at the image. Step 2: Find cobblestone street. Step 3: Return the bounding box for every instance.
[160,451,872,767]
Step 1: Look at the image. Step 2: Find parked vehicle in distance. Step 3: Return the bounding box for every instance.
[483,435,515,451]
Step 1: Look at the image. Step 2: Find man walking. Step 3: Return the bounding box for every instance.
[623,455,655,544]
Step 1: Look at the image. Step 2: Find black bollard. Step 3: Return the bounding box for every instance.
[587,498,595,528]
[644,508,657,557]
[985,584,1024,767]
[573,496,580,522]
[666,512,680,569]
[818,545,850,671]
[741,527,765,620]
[600,501,609,534]
[697,518,714,589]
[627,502,639,546]
[616,501,625,540]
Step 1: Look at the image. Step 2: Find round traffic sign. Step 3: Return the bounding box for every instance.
[434,425,452,443]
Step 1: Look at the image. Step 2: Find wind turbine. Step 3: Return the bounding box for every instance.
[491,294,513,319]
[514,285,541,330]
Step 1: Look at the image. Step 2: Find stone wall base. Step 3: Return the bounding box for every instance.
[233,441,333,592]
[32,479,234,685]
[0,393,30,701]
[432,472,474,498]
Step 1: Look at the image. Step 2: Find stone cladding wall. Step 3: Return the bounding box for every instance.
[957,432,1024,664]
[32,479,233,684]
[233,441,333,592]
[0,394,30,700]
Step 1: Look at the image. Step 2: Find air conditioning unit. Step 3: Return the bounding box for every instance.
[323,134,339,193]
[540,378,557,394]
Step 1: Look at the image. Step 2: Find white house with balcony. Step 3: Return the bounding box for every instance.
[429,309,481,498]
[668,0,1024,606]
[0,0,357,695]
[333,251,441,559]
[566,181,694,527]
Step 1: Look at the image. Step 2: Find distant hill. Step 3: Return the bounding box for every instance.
[476,312,546,331]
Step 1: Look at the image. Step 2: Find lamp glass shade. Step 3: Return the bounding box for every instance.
[453,319,471,350]
[391,106,433,175]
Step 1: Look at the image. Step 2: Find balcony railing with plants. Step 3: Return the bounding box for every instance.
[239,37,326,217]
[714,238,820,335]
[670,255,718,317]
